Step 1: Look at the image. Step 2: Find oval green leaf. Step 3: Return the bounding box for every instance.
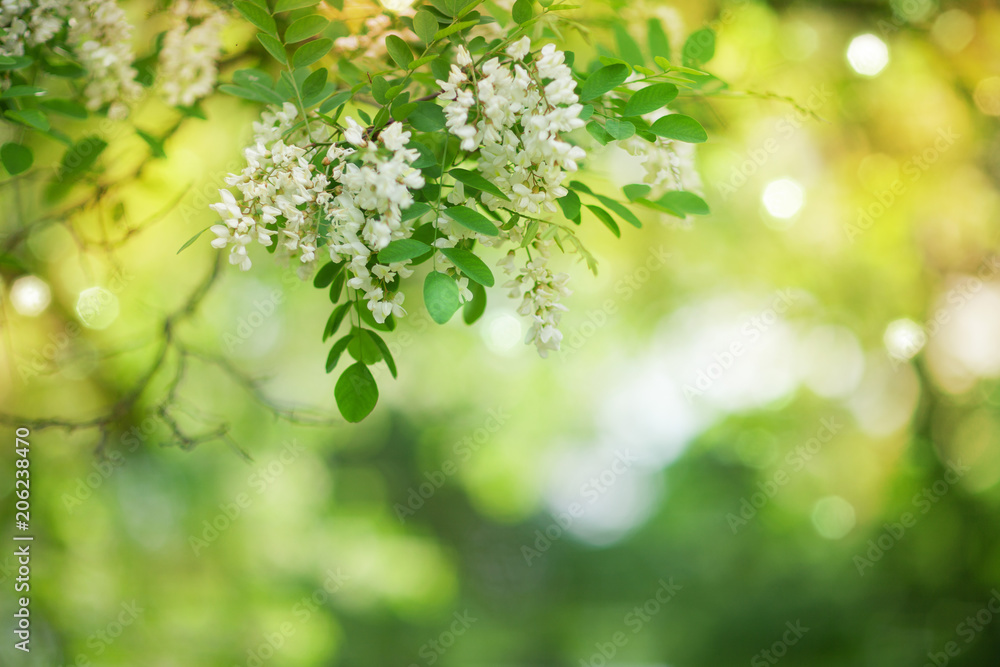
[622,83,678,117]
[377,238,432,263]
[293,38,333,68]
[439,247,494,287]
[578,63,629,102]
[234,0,277,36]
[285,15,328,43]
[649,114,708,143]
[1,143,32,175]
[443,205,499,236]
[424,271,461,324]
[449,168,510,201]
[335,362,379,422]
[385,34,413,68]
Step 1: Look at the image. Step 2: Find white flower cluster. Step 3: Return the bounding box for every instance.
[437,38,586,216]
[211,103,328,273]
[499,242,572,357]
[435,38,585,354]
[210,104,425,324]
[622,124,703,197]
[158,0,226,107]
[0,0,141,118]
[67,0,142,119]
[321,119,425,323]
[333,12,415,60]
[0,0,67,57]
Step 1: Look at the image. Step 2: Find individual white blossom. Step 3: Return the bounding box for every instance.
[158,0,227,107]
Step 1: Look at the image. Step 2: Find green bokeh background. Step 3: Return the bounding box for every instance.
[3,0,1000,665]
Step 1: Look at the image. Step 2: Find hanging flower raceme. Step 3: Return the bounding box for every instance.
[210,103,425,323]
[204,0,716,421]
[159,0,227,107]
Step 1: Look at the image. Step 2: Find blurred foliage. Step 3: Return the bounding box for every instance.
[3,0,1000,665]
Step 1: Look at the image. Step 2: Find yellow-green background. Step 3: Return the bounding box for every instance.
[2,0,1000,665]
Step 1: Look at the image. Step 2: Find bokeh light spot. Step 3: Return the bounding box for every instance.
[10,275,51,316]
[884,318,926,360]
[482,312,522,354]
[811,495,856,539]
[974,77,1000,117]
[762,178,805,219]
[847,34,889,76]
[76,287,120,330]
[932,10,975,53]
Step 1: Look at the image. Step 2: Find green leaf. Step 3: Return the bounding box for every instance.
[605,118,635,140]
[586,204,620,237]
[319,89,351,113]
[377,238,432,263]
[257,33,288,64]
[348,328,383,364]
[613,24,644,66]
[4,109,49,131]
[274,0,319,11]
[512,0,532,24]
[329,269,347,302]
[462,281,487,325]
[402,201,432,221]
[623,83,678,117]
[335,362,379,422]
[578,63,629,102]
[432,19,478,42]
[293,38,333,68]
[313,260,344,288]
[302,68,328,101]
[59,136,107,180]
[557,190,581,220]
[658,190,710,215]
[234,0,277,36]
[408,102,446,131]
[449,168,510,201]
[650,114,707,143]
[596,195,642,228]
[647,18,670,60]
[408,53,438,70]
[323,302,351,341]
[623,183,651,201]
[424,271,461,324]
[1,86,45,99]
[136,129,166,158]
[364,330,397,378]
[385,34,413,68]
[413,10,439,44]
[443,205,499,236]
[371,75,389,104]
[1,143,32,175]
[285,15,329,42]
[440,247,494,287]
[0,55,32,71]
[39,98,87,119]
[683,28,716,68]
[176,226,210,254]
[391,102,418,122]
[586,120,612,145]
[327,333,353,372]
